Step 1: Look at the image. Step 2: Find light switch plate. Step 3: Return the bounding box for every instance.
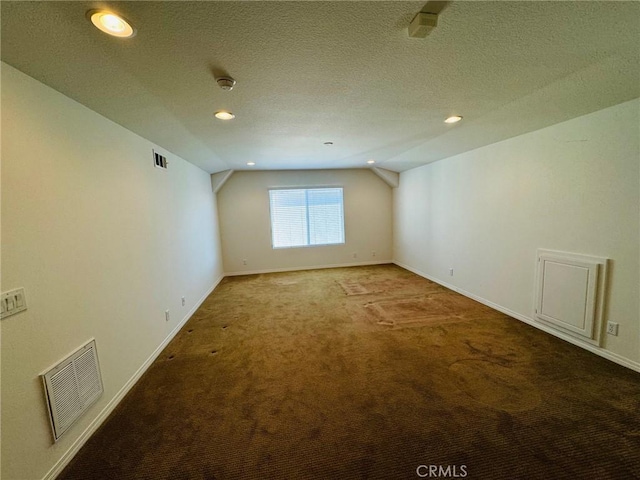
[1,288,27,319]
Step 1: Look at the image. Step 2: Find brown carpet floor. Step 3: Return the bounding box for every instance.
[59,264,640,480]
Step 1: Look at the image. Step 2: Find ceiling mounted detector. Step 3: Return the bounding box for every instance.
[216,76,236,91]
[408,12,438,38]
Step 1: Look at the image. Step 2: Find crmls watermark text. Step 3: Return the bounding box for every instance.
[416,464,468,478]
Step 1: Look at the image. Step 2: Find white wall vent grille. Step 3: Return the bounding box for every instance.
[153,150,168,169]
[41,339,103,441]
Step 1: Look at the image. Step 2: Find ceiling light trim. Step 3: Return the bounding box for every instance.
[214,111,235,120]
[87,10,136,38]
[444,115,463,124]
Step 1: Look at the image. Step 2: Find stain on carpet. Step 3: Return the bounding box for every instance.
[271,278,299,286]
[338,276,444,298]
[337,280,371,296]
[357,296,469,328]
[347,290,498,330]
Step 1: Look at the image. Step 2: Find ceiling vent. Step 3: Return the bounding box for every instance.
[41,339,104,441]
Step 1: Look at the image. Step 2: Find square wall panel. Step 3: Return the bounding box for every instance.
[535,250,608,346]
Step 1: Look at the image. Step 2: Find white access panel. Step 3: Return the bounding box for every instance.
[535,250,608,345]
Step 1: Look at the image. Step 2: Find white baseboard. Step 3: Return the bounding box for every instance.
[224,260,392,276]
[42,274,225,480]
[394,261,640,374]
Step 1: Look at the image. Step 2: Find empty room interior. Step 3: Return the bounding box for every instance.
[1,1,639,479]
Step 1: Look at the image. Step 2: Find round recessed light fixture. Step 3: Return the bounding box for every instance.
[247,162,256,166]
[444,115,463,124]
[367,160,376,164]
[87,10,136,38]
[214,111,235,120]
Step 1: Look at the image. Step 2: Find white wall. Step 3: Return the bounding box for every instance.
[394,99,640,368]
[218,170,392,274]
[0,63,224,480]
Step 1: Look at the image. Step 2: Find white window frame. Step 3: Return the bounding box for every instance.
[268,187,346,249]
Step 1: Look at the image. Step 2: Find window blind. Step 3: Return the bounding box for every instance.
[269,188,345,248]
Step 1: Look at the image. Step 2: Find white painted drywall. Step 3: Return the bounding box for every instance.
[217,170,392,274]
[0,63,224,480]
[394,99,640,367]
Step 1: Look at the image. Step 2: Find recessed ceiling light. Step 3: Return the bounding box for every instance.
[444,115,463,124]
[247,162,256,166]
[87,10,136,38]
[367,160,376,164]
[214,111,235,120]
[324,141,334,145]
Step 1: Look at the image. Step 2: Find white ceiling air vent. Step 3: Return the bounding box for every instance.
[153,150,168,170]
[41,339,103,441]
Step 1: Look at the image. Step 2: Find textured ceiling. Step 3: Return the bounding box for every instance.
[2,1,638,173]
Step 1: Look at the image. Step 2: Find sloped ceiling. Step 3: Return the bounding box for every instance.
[2,1,638,173]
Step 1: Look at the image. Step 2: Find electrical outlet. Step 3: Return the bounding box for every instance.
[181,296,185,307]
[352,253,357,259]
[242,259,247,265]
[165,310,170,322]
[606,321,618,336]
[449,268,454,276]
[372,251,376,257]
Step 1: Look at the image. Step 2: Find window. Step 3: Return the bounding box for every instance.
[269,187,345,248]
